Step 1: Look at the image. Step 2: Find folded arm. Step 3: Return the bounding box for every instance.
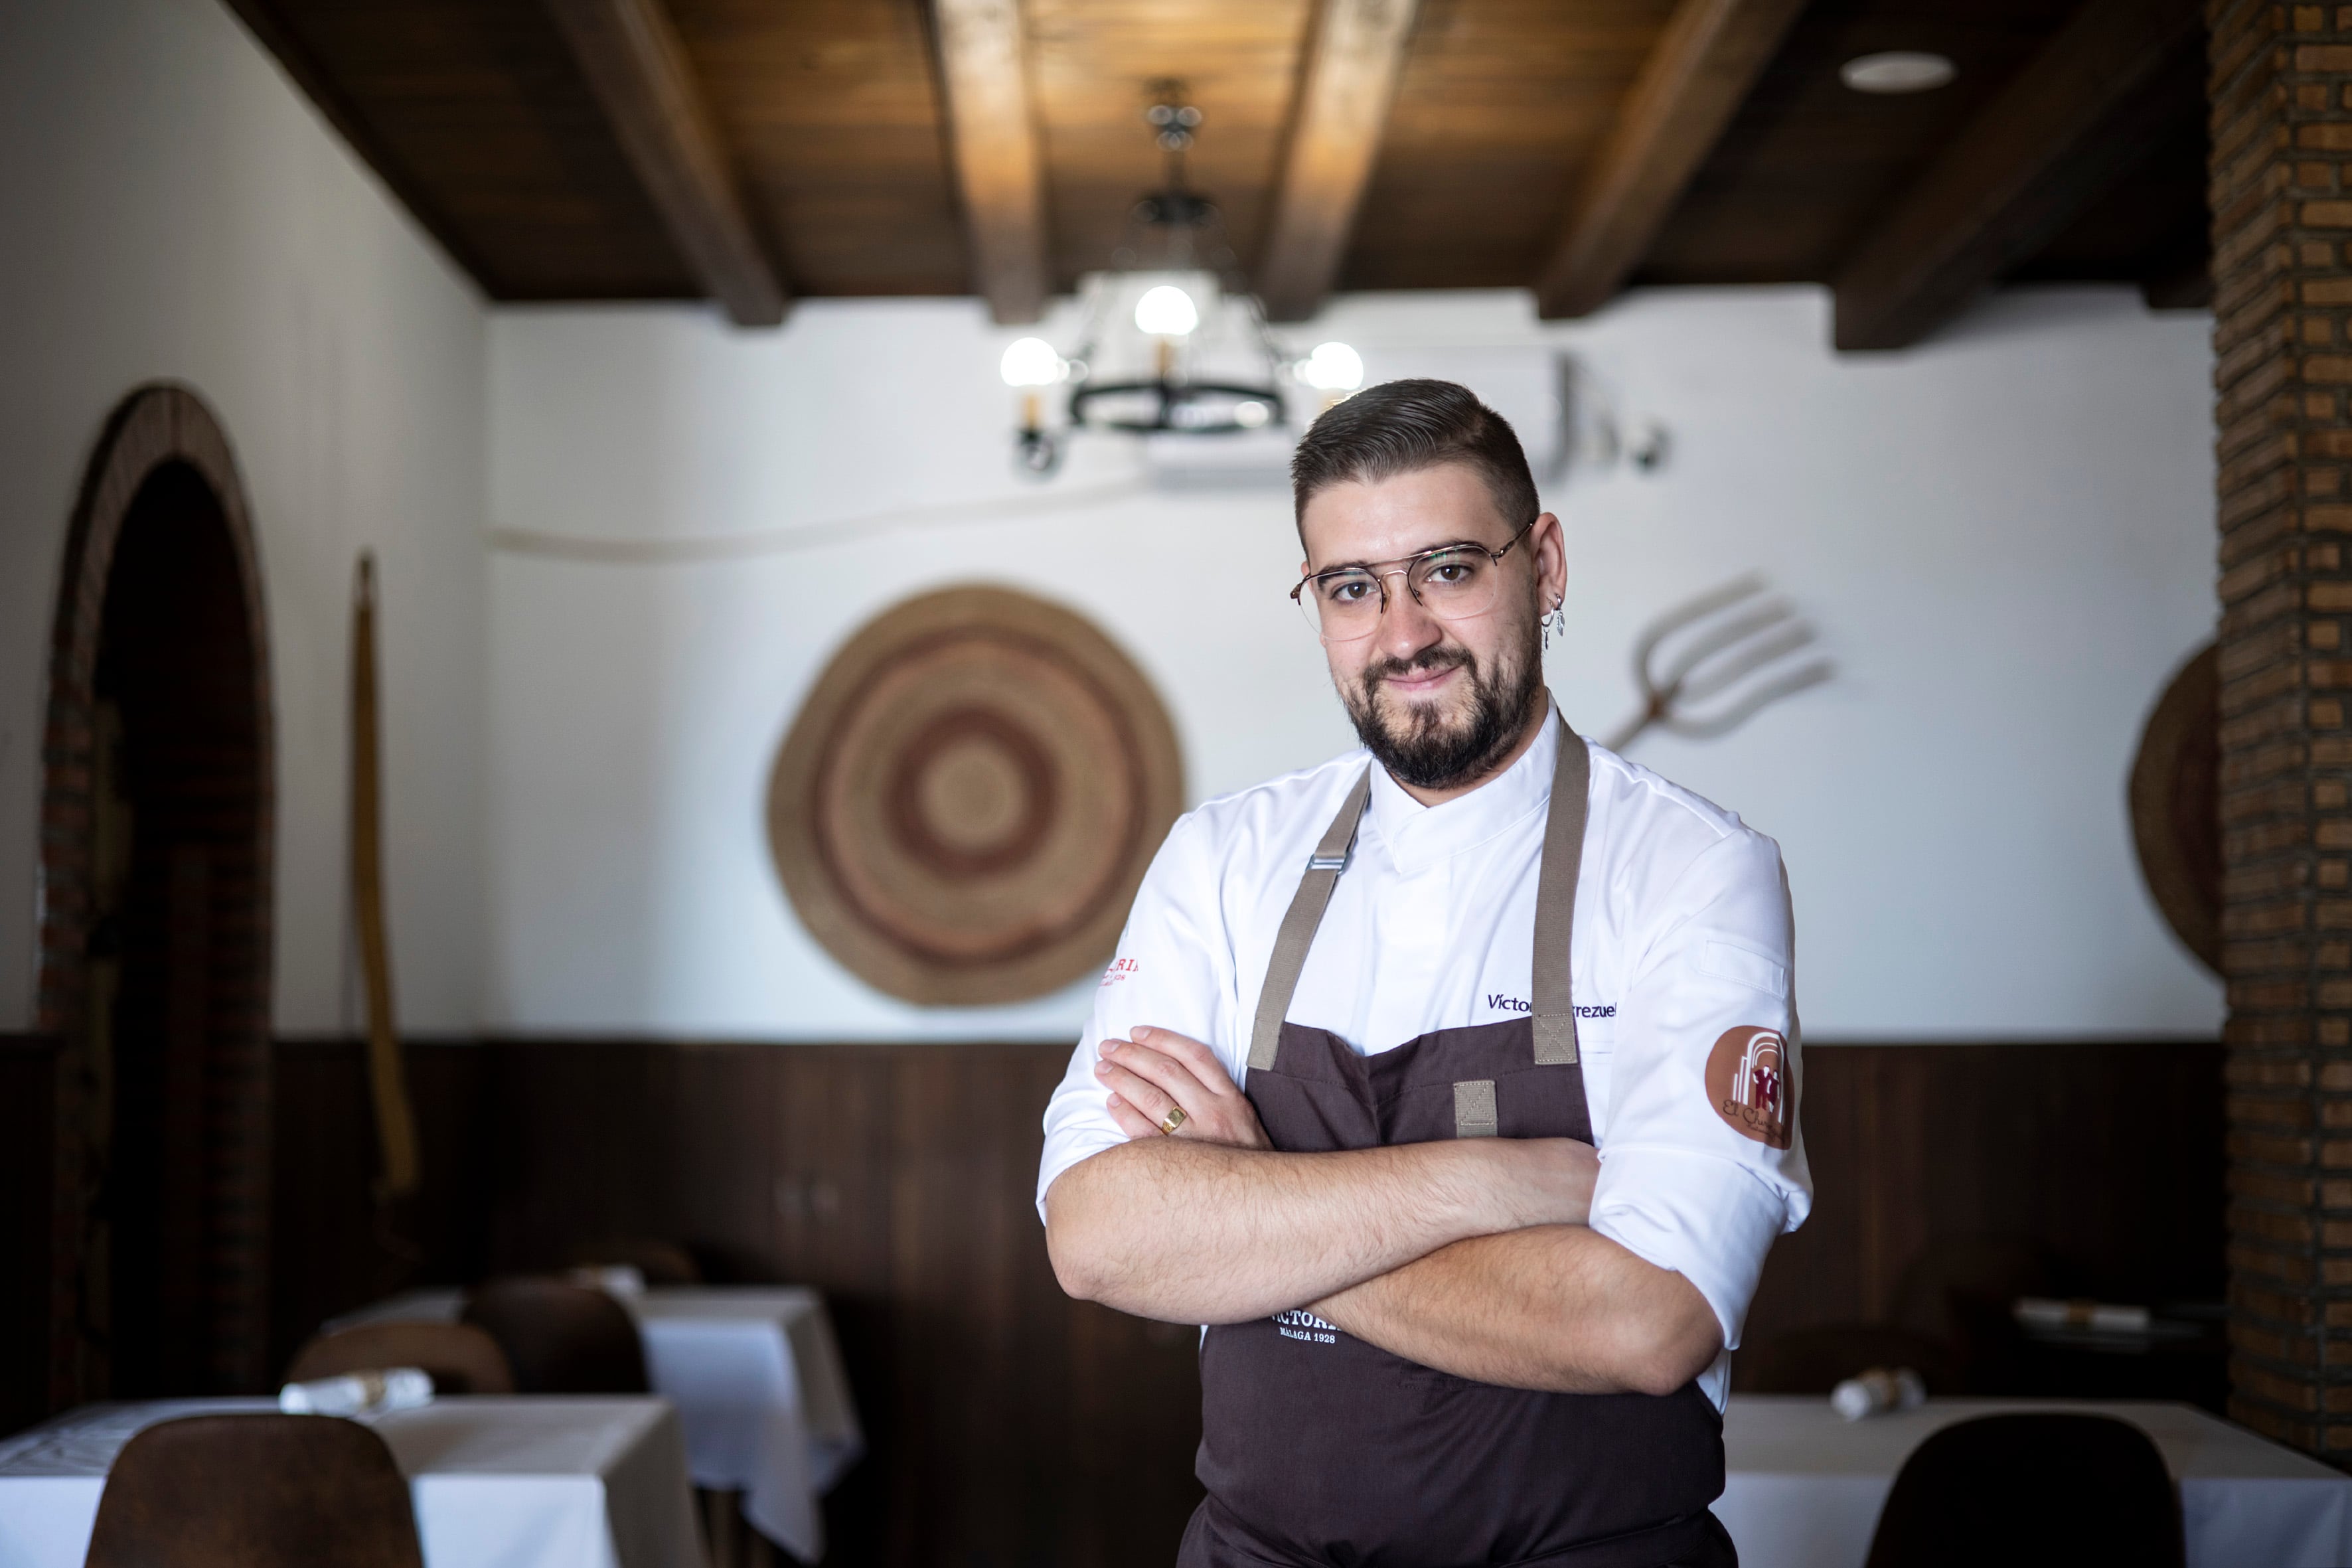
[1310,1225,1722,1395]
[1045,1125,1593,1324]
[1045,1028,1594,1321]
[1046,1027,1717,1394]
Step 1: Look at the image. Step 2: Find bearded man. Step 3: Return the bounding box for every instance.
[1038,378,1810,1568]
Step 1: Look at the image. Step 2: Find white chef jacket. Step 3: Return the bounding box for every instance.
[1036,710,1812,1407]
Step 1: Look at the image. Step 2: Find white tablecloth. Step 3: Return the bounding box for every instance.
[332,1287,862,1562]
[0,1397,704,1568]
[1720,1395,2352,1568]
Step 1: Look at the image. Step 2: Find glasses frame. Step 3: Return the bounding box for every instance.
[1289,516,1541,641]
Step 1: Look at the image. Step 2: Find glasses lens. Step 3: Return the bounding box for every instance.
[1409,547,1500,620]
[1299,569,1381,641]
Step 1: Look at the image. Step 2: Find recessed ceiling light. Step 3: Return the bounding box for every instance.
[1840,51,1956,94]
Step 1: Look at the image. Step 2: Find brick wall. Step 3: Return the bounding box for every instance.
[2211,0,2352,1458]
[37,385,276,1405]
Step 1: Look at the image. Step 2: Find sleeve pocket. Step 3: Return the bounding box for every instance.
[1701,939,1789,998]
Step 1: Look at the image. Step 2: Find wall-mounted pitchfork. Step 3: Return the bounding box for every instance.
[1602,575,1832,753]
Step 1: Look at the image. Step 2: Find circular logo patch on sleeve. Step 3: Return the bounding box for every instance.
[1705,1026,1795,1149]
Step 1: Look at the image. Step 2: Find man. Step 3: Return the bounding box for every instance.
[1038,380,1809,1567]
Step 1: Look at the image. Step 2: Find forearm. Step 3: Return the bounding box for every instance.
[1044,1136,1558,1324]
[1310,1225,1723,1395]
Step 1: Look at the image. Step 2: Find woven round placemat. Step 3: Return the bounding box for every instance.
[2128,642,2220,976]
[768,585,1184,1005]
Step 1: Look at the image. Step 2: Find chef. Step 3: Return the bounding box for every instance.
[1038,378,1810,1567]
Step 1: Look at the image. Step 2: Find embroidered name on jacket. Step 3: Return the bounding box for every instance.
[1485,994,1614,1018]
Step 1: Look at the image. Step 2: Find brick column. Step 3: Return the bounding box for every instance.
[2212,0,2352,1457]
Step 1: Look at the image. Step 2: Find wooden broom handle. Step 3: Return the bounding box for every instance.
[353,553,420,1197]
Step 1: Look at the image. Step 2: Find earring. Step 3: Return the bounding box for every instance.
[1542,601,1566,652]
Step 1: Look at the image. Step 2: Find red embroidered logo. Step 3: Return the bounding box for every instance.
[1100,957,1139,987]
[1705,1026,1794,1149]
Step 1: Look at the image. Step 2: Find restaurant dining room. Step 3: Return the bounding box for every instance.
[6,0,2352,1563]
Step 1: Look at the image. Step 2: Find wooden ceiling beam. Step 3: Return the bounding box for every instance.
[932,0,1050,325]
[542,0,787,327]
[1257,0,1423,323]
[220,0,506,294]
[1830,0,2203,353]
[1533,0,1808,321]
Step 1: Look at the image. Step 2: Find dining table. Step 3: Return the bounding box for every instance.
[0,1396,702,1568]
[1717,1394,2352,1568]
[331,1284,860,1563]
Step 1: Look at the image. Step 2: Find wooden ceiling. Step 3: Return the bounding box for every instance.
[226,0,2211,348]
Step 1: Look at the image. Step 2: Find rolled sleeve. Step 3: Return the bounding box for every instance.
[1037,811,1236,1221]
[1592,826,1812,1363]
[1589,1147,1788,1352]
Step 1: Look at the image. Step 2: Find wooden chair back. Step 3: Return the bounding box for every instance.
[566,1236,702,1286]
[1863,1412,2183,1568]
[461,1277,649,1394]
[85,1413,422,1568]
[286,1321,516,1395]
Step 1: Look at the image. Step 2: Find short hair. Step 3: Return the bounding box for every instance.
[1291,379,1539,542]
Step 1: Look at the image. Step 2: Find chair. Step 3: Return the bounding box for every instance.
[567,1236,703,1287]
[461,1277,649,1394]
[85,1413,422,1568]
[286,1321,516,1395]
[1734,1323,1956,1395]
[1862,1412,2184,1568]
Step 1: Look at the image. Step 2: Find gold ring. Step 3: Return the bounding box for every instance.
[1158,1105,1189,1136]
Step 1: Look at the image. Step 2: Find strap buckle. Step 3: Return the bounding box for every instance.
[1306,850,1349,872]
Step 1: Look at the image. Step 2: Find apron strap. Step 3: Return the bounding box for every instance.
[1531,715,1589,1065]
[1245,703,1590,1075]
[1248,767,1373,1071]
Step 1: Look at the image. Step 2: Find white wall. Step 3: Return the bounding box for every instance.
[487,285,2222,1041]
[0,8,2222,1052]
[0,0,490,1034]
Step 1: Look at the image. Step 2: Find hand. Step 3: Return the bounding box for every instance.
[1095,1027,1272,1150]
[1482,1137,1601,1229]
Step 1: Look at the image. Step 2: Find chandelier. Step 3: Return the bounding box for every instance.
[999,86,1365,476]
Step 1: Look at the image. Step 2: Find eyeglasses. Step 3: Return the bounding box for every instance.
[1289,518,1539,643]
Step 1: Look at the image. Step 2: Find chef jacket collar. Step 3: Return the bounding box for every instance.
[1363,694,1560,878]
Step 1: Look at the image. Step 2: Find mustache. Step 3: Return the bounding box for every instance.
[1362,645,1475,687]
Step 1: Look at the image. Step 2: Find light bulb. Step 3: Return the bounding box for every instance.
[1300,341,1364,392]
[1839,52,1954,94]
[1000,337,1064,388]
[1135,285,1200,337]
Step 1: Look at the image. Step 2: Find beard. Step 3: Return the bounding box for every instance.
[1342,612,1545,792]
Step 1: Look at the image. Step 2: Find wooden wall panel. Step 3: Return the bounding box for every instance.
[766,1048,895,1564]
[888,1045,1064,1563]
[459,1039,1201,1568]
[1741,1042,2225,1354]
[0,1037,57,1441]
[269,1039,493,1375]
[0,1035,2220,1560]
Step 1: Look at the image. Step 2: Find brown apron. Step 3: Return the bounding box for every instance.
[1180,717,1735,1568]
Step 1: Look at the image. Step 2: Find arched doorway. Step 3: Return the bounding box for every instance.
[38,384,274,1403]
